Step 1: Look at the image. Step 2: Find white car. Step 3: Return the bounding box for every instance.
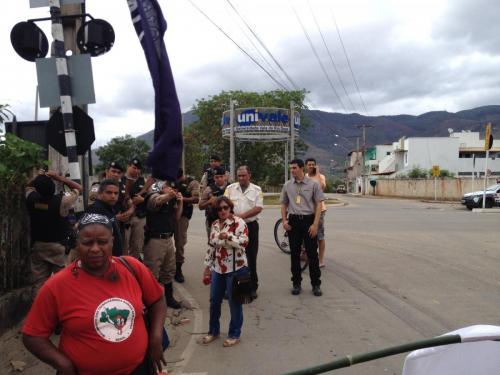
[460,183,500,209]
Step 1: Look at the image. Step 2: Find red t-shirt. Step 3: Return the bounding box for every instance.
[22,256,164,375]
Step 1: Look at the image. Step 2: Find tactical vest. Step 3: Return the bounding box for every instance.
[26,192,66,243]
[145,193,176,234]
[205,168,215,187]
[176,177,194,219]
[205,183,226,223]
[121,176,147,218]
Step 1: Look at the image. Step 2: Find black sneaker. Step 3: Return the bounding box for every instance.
[312,286,322,297]
[250,290,258,299]
[291,284,301,295]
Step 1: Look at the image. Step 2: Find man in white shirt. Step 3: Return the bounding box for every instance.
[306,158,327,268]
[225,165,263,298]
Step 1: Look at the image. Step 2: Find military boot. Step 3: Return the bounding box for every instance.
[174,262,185,283]
[165,282,181,309]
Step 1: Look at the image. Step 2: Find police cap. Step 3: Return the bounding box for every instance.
[129,157,142,169]
[108,161,124,172]
[213,167,226,176]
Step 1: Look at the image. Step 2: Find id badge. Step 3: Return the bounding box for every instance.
[295,195,301,205]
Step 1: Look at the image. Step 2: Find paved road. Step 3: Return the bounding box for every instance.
[2,196,499,374]
[177,195,499,375]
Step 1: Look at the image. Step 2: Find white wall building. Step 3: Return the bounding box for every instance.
[375,131,500,177]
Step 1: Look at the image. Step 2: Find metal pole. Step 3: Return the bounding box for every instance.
[35,85,39,121]
[229,99,235,182]
[49,0,81,182]
[290,101,295,160]
[482,150,489,209]
[471,154,475,192]
[284,140,289,183]
[282,334,462,375]
[434,177,437,201]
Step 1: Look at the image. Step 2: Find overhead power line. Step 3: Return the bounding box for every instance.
[187,0,289,90]
[225,0,299,90]
[307,0,356,113]
[222,4,291,90]
[291,3,347,112]
[222,1,291,90]
[330,9,368,115]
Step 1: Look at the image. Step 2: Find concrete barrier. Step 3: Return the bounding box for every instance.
[370,178,495,201]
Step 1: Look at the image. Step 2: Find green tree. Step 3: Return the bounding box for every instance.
[95,135,150,174]
[184,89,310,186]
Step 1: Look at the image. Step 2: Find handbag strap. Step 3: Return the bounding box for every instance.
[117,256,145,305]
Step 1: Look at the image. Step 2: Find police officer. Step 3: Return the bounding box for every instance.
[281,159,325,297]
[89,161,134,243]
[224,165,263,299]
[200,155,222,192]
[199,167,228,240]
[144,181,183,309]
[173,168,200,283]
[25,170,82,295]
[85,179,124,257]
[88,161,124,204]
[121,158,152,259]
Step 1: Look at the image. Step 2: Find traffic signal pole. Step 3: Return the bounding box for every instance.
[48,0,81,183]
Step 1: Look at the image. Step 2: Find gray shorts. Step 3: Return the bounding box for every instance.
[317,211,326,241]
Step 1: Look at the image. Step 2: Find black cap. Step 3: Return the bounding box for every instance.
[108,161,124,171]
[213,167,226,176]
[129,158,142,169]
[210,155,221,162]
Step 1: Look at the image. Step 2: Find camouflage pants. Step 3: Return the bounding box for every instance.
[31,241,65,296]
[143,237,176,284]
[174,216,190,264]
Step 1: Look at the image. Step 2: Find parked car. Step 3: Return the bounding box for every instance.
[336,184,347,194]
[460,183,500,210]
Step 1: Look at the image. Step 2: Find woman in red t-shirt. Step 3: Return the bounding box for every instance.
[22,213,167,375]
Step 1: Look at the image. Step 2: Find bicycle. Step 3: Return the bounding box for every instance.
[274,218,309,272]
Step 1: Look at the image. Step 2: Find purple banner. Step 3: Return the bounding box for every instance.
[128,0,183,181]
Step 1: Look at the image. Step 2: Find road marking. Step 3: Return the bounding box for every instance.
[174,283,204,375]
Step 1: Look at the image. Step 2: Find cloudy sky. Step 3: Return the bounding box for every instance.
[1,0,499,146]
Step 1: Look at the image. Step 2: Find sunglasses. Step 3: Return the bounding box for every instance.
[217,205,230,212]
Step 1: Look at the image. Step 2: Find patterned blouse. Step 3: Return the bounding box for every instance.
[204,216,249,274]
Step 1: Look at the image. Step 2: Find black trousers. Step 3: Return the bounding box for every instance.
[288,215,321,287]
[246,221,259,291]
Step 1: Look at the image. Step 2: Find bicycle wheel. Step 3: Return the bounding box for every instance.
[274,218,291,254]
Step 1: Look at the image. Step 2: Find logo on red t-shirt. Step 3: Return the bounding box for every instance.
[94,298,136,342]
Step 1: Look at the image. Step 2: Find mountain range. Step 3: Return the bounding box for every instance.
[135,105,500,173]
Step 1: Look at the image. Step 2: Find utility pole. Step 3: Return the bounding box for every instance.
[356,124,373,194]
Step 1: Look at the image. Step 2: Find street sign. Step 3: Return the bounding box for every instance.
[47,106,95,156]
[432,165,440,177]
[484,123,492,150]
[36,55,95,108]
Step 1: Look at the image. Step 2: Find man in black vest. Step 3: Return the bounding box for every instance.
[173,168,200,283]
[199,167,228,240]
[144,181,183,309]
[200,154,222,192]
[25,170,82,295]
[121,158,152,259]
[84,179,124,257]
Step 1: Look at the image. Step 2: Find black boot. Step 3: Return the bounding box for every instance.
[175,262,185,283]
[165,282,181,309]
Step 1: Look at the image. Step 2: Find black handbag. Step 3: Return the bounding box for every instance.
[231,249,254,304]
[118,257,169,375]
